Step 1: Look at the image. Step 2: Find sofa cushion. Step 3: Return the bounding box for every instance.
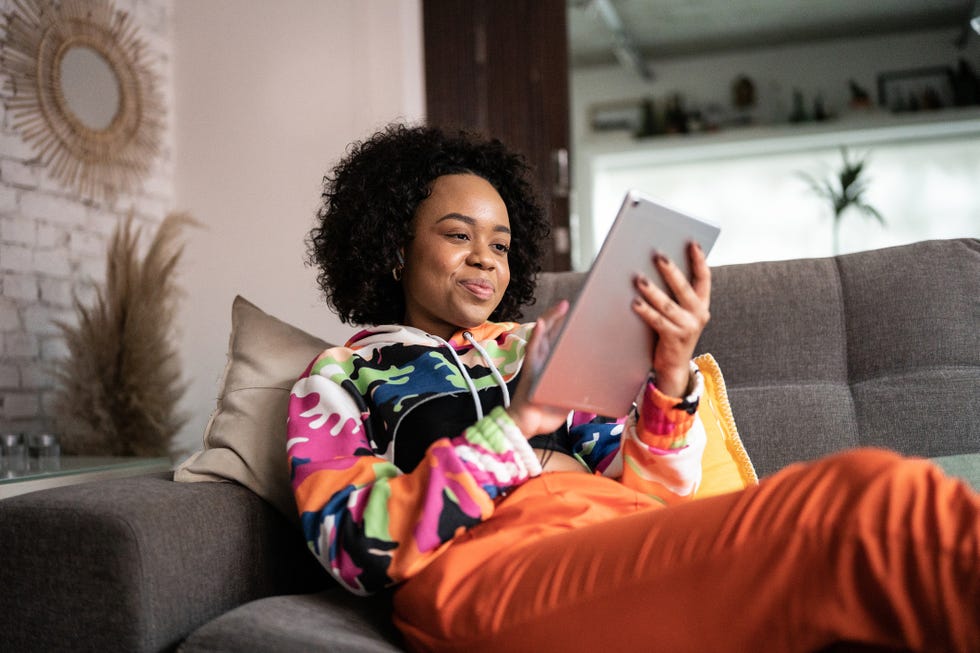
[0,475,327,652]
[694,353,758,496]
[698,238,980,477]
[174,296,330,521]
[838,239,979,457]
[178,590,403,653]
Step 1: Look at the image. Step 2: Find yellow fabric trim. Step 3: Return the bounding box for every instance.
[693,353,759,497]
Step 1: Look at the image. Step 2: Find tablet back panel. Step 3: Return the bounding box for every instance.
[529,190,720,416]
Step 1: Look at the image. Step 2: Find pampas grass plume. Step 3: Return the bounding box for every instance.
[53,212,197,457]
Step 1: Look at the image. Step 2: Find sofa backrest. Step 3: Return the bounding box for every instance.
[527,238,980,477]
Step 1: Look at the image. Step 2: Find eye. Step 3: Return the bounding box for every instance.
[446,232,469,241]
[492,243,510,253]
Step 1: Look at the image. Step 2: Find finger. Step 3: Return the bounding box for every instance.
[541,299,569,327]
[538,300,569,342]
[533,317,550,361]
[632,293,685,336]
[526,318,550,373]
[634,272,687,328]
[688,241,712,304]
[527,302,567,373]
[651,252,702,310]
[527,301,566,347]
[651,249,711,318]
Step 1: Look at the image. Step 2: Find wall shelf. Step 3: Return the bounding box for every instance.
[588,106,980,169]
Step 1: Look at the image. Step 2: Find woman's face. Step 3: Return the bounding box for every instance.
[402,173,511,339]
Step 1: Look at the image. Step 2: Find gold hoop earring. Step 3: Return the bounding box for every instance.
[392,265,403,282]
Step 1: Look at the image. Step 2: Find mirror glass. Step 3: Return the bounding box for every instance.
[59,45,121,131]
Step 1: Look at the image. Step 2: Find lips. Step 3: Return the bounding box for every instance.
[460,279,495,300]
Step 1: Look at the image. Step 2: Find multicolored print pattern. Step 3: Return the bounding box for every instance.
[287,321,706,595]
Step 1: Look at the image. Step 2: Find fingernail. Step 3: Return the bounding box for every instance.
[637,275,650,287]
[654,253,667,265]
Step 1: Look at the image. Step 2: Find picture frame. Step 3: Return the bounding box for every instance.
[876,66,954,112]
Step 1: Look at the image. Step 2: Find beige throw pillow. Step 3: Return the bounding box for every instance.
[174,296,330,522]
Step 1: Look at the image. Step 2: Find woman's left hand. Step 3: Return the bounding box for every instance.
[632,241,712,398]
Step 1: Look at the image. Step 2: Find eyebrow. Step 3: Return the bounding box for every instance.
[436,212,511,234]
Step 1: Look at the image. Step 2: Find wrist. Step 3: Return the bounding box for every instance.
[637,362,704,440]
[505,406,532,438]
[653,369,690,398]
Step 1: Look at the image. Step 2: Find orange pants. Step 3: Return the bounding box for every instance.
[393,449,980,652]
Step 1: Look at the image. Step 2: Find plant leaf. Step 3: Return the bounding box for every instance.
[51,212,197,457]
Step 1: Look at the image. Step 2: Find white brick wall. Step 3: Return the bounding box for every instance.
[0,0,175,438]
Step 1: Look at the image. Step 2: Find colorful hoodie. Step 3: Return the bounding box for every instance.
[287,321,706,595]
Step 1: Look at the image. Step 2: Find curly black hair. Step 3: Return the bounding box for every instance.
[308,123,550,326]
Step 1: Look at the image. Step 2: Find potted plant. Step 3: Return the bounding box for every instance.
[799,147,884,255]
[52,213,195,458]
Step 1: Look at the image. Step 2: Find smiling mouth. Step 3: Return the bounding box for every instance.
[460,280,494,300]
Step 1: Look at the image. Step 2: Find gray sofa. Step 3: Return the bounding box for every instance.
[1,238,977,652]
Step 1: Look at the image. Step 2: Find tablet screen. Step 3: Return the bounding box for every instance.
[528,190,720,416]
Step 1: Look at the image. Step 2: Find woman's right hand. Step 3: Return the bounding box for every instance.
[507,300,571,438]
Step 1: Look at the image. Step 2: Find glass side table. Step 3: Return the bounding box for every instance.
[0,456,172,500]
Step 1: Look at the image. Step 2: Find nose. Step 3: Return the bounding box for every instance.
[466,243,496,270]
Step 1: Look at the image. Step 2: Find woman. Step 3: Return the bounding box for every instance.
[288,124,979,652]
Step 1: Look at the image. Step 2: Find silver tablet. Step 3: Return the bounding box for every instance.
[528,190,720,416]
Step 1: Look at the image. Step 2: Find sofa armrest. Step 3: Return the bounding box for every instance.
[0,474,328,653]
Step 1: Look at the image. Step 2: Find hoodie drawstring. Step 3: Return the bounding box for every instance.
[463,332,512,409]
[430,331,512,422]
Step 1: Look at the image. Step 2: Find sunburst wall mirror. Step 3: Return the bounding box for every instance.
[1,0,164,202]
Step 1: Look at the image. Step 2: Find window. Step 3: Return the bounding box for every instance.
[584,114,980,266]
